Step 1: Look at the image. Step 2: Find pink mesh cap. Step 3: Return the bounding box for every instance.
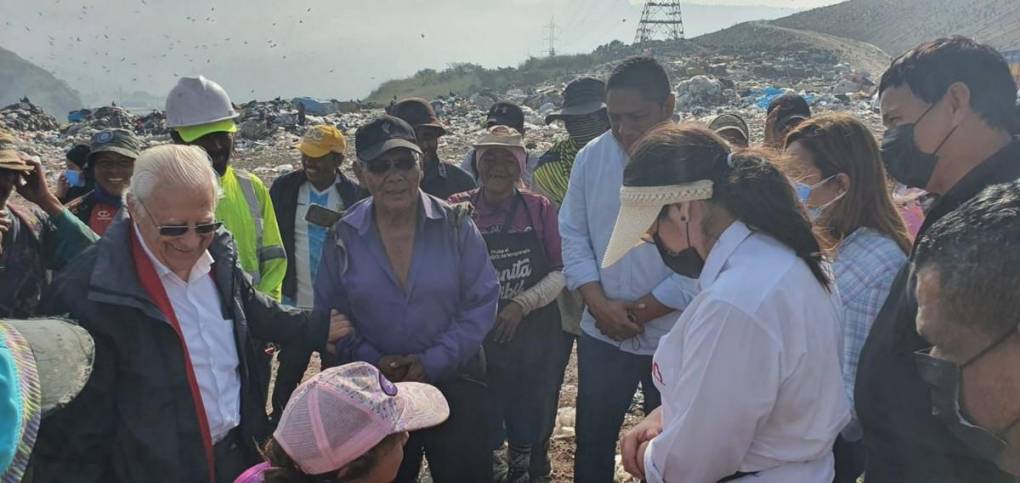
[273,362,449,476]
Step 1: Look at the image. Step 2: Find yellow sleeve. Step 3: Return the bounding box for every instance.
[253,176,286,301]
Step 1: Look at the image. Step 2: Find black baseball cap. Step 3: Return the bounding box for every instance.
[486,102,526,132]
[545,77,607,125]
[387,98,447,135]
[355,115,423,162]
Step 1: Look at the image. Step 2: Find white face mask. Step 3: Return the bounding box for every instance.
[795,175,845,221]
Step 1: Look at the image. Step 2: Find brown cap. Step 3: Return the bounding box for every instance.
[387,98,447,135]
[0,130,31,173]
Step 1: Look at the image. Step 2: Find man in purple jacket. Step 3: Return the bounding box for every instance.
[314,115,500,483]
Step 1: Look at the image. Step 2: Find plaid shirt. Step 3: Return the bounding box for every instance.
[833,227,907,437]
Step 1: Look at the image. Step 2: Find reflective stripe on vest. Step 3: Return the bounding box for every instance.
[233,170,264,283]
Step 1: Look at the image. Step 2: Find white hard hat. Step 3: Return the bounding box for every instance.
[165,76,239,128]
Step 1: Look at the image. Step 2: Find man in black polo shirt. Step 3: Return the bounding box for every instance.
[856,36,1020,483]
[387,98,476,199]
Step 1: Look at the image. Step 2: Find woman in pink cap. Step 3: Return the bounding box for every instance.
[234,362,449,483]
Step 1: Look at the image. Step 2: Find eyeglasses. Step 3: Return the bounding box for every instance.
[138,199,221,237]
[364,154,419,175]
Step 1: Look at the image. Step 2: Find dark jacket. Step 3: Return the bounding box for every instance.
[268,168,366,302]
[855,137,1020,483]
[65,190,99,225]
[0,204,96,318]
[421,158,477,200]
[32,217,329,483]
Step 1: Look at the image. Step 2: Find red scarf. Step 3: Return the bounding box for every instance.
[130,229,217,483]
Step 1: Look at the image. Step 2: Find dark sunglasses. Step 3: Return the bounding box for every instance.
[138,199,221,237]
[154,222,222,238]
[364,156,418,175]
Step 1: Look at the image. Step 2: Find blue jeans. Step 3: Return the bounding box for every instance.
[574,332,661,483]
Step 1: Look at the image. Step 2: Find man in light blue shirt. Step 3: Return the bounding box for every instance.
[560,57,697,482]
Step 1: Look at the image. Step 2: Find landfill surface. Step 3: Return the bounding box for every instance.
[2,47,886,483]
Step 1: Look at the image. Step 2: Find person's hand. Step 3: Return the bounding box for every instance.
[493,301,525,343]
[378,355,410,382]
[55,171,69,199]
[0,211,11,257]
[324,310,355,355]
[399,355,426,382]
[621,408,663,480]
[590,298,644,341]
[15,157,62,216]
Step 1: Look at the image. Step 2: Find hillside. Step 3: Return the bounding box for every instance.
[772,0,1020,56]
[0,46,82,118]
[366,19,892,105]
[693,21,890,78]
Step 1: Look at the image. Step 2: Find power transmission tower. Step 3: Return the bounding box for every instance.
[634,1,685,44]
[545,18,558,57]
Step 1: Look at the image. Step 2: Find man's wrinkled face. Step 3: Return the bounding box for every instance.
[354,148,423,213]
[301,152,342,187]
[92,152,134,196]
[189,132,234,175]
[130,185,217,278]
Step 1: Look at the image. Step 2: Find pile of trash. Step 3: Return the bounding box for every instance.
[0,99,60,132]
[675,75,737,114]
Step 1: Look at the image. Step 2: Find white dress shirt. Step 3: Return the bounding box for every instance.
[644,221,850,482]
[559,131,697,355]
[135,224,242,443]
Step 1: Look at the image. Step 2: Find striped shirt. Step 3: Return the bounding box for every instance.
[832,227,907,439]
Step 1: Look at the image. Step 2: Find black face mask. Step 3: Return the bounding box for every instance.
[915,329,1020,464]
[880,100,959,189]
[652,223,704,279]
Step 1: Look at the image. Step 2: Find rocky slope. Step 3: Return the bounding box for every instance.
[0,46,82,118]
[772,0,1020,56]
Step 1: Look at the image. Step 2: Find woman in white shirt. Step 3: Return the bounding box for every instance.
[608,124,850,483]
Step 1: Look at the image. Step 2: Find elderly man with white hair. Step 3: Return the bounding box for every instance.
[31,145,354,483]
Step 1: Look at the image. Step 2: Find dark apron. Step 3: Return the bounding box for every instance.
[475,191,562,445]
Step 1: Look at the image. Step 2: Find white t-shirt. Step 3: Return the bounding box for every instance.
[644,221,850,483]
[294,182,344,309]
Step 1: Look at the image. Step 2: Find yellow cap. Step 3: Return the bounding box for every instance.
[299,125,347,158]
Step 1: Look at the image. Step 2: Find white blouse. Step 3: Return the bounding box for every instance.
[644,221,850,483]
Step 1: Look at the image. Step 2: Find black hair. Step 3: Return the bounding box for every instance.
[66,144,91,168]
[879,36,1017,132]
[626,124,830,289]
[915,180,1020,338]
[259,434,401,483]
[606,56,672,104]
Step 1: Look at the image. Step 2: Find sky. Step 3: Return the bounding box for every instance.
[1,0,844,106]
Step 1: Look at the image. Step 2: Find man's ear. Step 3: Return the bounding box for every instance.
[946,82,972,124]
[662,93,677,122]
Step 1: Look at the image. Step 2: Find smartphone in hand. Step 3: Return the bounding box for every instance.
[305,204,343,227]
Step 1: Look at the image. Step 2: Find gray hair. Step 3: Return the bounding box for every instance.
[126,144,220,208]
